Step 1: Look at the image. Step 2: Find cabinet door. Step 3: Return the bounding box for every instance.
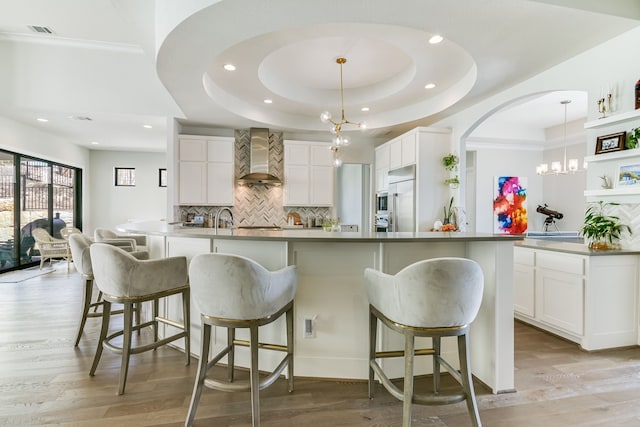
[310,145,333,166]
[180,139,206,161]
[536,268,584,335]
[401,134,416,166]
[375,144,390,170]
[389,139,402,170]
[179,161,206,204]
[207,137,234,163]
[285,144,309,165]
[207,162,234,205]
[375,168,388,193]
[284,164,309,205]
[514,263,535,317]
[310,165,334,206]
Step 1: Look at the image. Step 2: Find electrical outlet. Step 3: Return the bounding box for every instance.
[304,317,315,338]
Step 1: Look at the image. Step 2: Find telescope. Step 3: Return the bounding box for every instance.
[536,204,563,220]
[536,204,563,231]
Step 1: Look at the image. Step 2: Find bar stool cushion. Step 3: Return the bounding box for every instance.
[364,257,484,328]
[189,253,296,320]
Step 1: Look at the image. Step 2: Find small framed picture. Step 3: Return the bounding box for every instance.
[617,163,640,187]
[159,168,167,187]
[595,131,626,155]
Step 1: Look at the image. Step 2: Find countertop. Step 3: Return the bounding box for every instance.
[117,220,523,243]
[516,238,640,256]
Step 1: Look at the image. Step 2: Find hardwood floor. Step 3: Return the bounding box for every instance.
[2,264,640,426]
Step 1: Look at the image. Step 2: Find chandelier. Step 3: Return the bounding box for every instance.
[320,57,366,166]
[536,99,586,175]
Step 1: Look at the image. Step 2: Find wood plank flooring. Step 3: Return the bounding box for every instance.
[2,264,640,426]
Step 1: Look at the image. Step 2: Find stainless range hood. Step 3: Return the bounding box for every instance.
[237,128,282,186]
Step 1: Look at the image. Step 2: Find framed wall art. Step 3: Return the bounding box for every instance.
[595,131,626,155]
[617,163,640,187]
[493,176,528,234]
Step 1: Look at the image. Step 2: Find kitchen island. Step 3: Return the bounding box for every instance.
[118,221,522,393]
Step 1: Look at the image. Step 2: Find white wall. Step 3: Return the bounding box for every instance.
[89,150,167,233]
[470,146,544,233]
[0,115,91,227]
[432,26,640,234]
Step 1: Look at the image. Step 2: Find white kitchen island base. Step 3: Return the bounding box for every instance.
[120,222,519,394]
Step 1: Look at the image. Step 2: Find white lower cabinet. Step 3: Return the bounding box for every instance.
[514,246,639,350]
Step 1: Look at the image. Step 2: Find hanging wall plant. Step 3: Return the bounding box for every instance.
[442,153,459,171]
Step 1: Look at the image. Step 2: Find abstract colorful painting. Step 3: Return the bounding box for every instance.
[493,176,528,234]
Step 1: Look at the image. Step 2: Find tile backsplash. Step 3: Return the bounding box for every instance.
[177,129,331,227]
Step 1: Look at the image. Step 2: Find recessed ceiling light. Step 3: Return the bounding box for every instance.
[424,83,436,89]
[429,35,444,44]
[91,141,100,145]
[361,107,370,112]
[263,99,273,104]
[143,124,152,129]
[223,64,236,71]
[36,118,48,122]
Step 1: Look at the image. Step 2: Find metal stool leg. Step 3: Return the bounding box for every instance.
[249,323,260,427]
[368,310,377,399]
[183,287,190,365]
[403,332,415,427]
[286,305,294,392]
[74,277,93,346]
[118,302,134,395]
[90,300,111,376]
[228,328,235,382]
[433,336,441,394]
[459,333,482,427]
[185,322,212,427]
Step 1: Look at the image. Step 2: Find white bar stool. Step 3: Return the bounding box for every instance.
[88,243,190,395]
[186,253,297,427]
[364,257,484,427]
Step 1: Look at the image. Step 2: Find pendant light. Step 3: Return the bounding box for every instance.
[320,57,367,167]
[536,100,585,175]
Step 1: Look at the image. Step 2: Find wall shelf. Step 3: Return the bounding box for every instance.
[584,148,640,163]
[584,186,640,203]
[584,109,640,129]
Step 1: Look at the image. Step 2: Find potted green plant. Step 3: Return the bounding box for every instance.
[627,127,640,150]
[322,217,339,232]
[442,153,459,171]
[444,176,460,188]
[580,201,631,250]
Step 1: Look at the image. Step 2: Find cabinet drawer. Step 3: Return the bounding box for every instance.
[514,247,534,266]
[537,251,584,275]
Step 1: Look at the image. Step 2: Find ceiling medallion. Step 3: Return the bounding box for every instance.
[320,57,367,167]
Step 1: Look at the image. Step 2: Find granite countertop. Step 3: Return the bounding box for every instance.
[117,220,523,243]
[516,238,640,256]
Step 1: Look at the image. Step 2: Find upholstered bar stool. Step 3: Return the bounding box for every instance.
[186,253,297,427]
[68,233,147,347]
[89,243,190,395]
[94,227,148,252]
[364,257,484,427]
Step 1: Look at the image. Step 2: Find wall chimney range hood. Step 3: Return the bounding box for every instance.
[237,128,282,186]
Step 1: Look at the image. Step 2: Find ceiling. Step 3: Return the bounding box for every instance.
[0,0,639,152]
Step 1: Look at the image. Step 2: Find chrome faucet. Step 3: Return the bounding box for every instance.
[214,207,234,234]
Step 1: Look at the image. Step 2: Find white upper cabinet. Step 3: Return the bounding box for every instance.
[178,136,235,206]
[375,144,390,193]
[284,141,334,206]
[388,132,416,171]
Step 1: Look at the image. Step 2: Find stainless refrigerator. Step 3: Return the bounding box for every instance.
[388,165,415,232]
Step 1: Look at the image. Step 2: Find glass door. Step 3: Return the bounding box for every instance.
[19,158,51,267]
[0,152,16,269]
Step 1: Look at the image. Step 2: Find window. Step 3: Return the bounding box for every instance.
[159,168,167,187]
[115,168,136,186]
